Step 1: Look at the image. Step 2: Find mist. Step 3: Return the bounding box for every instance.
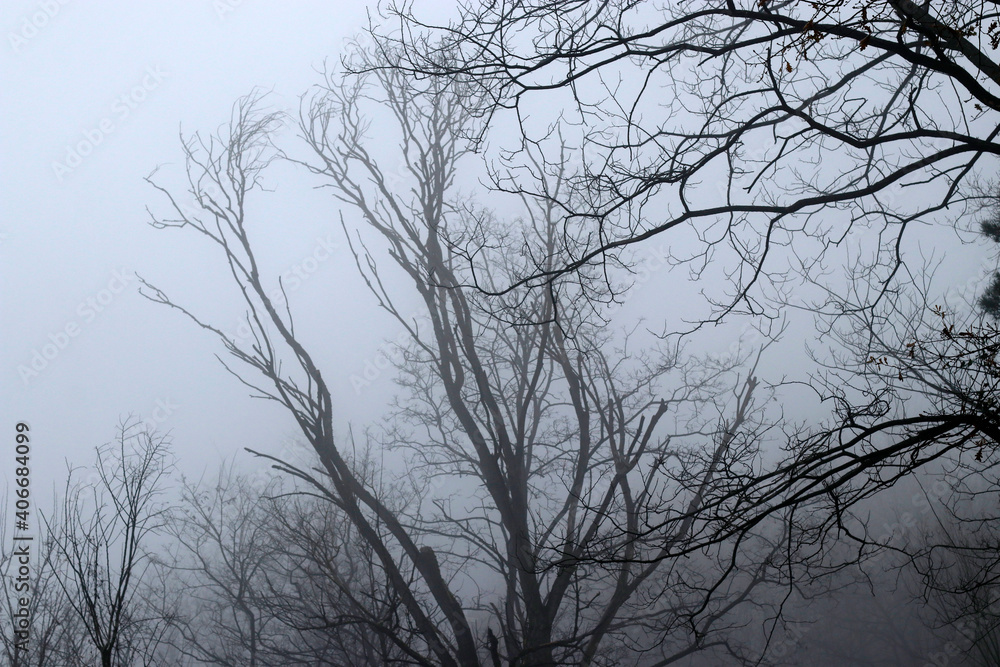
[3,1,999,665]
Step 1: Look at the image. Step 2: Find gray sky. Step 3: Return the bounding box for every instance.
[1,1,995,504]
[0,1,446,497]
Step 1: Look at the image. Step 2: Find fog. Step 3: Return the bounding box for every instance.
[2,2,405,489]
[2,1,999,665]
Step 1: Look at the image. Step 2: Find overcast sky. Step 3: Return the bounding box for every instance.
[0,1,468,499]
[2,1,995,507]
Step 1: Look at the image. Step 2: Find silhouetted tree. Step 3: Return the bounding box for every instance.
[0,499,85,667]
[45,420,174,667]
[976,188,1000,317]
[157,457,407,666]
[362,0,1000,322]
[143,60,818,663]
[811,265,1000,663]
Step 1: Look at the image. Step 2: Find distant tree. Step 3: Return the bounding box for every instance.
[45,420,174,667]
[758,566,942,667]
[157,461,280,667]
[976,188,1000,318]
[261,461,411,665]
[157,457,406,666]
[0,500,84,667]
[904,473,1000,667]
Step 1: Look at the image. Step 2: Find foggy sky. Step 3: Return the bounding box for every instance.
[1,0,994,513]
[0,1,429,499]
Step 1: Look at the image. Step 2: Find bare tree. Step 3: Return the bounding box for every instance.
[157,457,405,666]
[156,460,280,667]
[341,3,1000,612]
[810,268,1000,493]
[0,498,86,667]
[364,0,1000,321]
[794,257,1000,662]
[45,419,174,667]
[262,462,412,665]
[903,473,1000,667]
[140,58,824,664]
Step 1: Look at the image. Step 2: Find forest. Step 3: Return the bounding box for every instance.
[4,0,1000,665]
